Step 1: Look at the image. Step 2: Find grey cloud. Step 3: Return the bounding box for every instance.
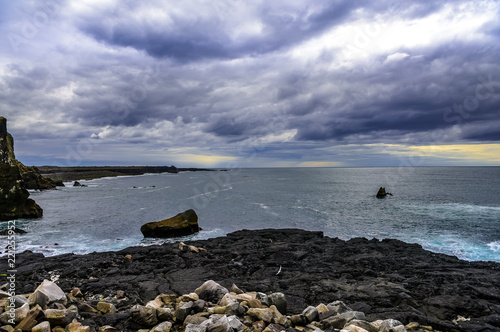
[1,0,499,167]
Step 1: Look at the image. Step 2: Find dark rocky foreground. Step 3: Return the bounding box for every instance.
[4,229,500,331]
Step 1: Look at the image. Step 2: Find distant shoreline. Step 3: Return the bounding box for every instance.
[37,165,224,181]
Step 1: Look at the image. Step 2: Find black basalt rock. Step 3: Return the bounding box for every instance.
[1,229,499,332]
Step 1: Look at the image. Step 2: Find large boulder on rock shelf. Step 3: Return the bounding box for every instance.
[29,279,67,307]
[141,209,200,238]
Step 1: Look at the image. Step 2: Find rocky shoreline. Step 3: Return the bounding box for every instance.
[2,229,500,331]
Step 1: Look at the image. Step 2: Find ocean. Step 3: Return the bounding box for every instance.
[2,167,500,262]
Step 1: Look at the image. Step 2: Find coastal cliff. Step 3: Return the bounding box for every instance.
[0,117,43,221]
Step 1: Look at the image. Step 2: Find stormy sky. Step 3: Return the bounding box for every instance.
[1,0,500,167]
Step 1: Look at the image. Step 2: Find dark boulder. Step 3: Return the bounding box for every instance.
[141,209,201,238]
[20,165,59,190]
[376,187,392,198]
[0,227,27,235]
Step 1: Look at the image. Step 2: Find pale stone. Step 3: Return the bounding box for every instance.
[208,306,227,315]
[316,303,329,314]
[157,307,173,321]
[79,303,98,313]
[204,315,232,332]
[227,315,243,330]
[268,293,287,315]
[31,321,51,332]
[225,302,246,316]
[348,320,378,332]
[378,319,406,332]
[405,322,420,330]
[130,305,158,327]
[230,284,244,294]
[14,303,29,323]
[146,298,165,309]
[343,325,370,332]
[256,293,270,307]
[185,323,207,332]
[44,308,76,326]
[290,314,308,326]
[66,319,91,332]
[247,308,274,323]
[174,301,194,321]
[327,301,351,314]
[219,293,238,306]
[97,302,117,314]
[337,311,365,324]
[302,306,319,323]
[235,293,254,303]
[194,281,228,303]
[98,326,118,332]
[270,305,288,326]
[29,280,67,307]
[184,314,208,326]
[246,298,265,309]
[151,321,172,332]
[178,293,199,303]
[115,290,126,299]
[263,324,285,332]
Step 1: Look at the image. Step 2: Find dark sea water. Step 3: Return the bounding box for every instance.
[2,167,500,262]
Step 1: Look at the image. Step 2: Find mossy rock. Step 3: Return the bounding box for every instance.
[0,163,43,221]
[141,209,200,238]
[0,117,45,221]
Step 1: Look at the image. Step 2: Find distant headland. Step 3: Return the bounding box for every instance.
[37,165,221,182]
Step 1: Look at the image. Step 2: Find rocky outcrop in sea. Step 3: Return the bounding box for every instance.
[0,117,43,221]
[141,209,201,238]
[3,229,499,331]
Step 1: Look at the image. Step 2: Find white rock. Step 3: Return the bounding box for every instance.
[378,319,406,332]
[343,325,370,332]
[219,293,238,306]
[194,280,229,303]
[151,321,172,332]
[32,321,51,332]
[29,279,67,307]
[185,323,207,332]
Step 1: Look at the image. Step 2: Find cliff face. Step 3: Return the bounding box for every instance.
[0,117,43,221]
[0,117,15,165]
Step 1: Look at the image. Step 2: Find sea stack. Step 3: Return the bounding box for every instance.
[0,117,43,221]
[376,187,392,198]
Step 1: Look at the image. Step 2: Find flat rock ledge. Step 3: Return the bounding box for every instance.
[2,229,499,332]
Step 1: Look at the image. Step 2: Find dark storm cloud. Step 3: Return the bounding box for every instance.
[77,1,372,61]
[1,0,500,166]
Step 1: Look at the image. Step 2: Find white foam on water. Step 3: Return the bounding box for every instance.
[403,203,500,220]
[488,241,500,253]
[416,234,500,262]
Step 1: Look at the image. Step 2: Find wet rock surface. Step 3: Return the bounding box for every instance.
[3,229,500,331]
